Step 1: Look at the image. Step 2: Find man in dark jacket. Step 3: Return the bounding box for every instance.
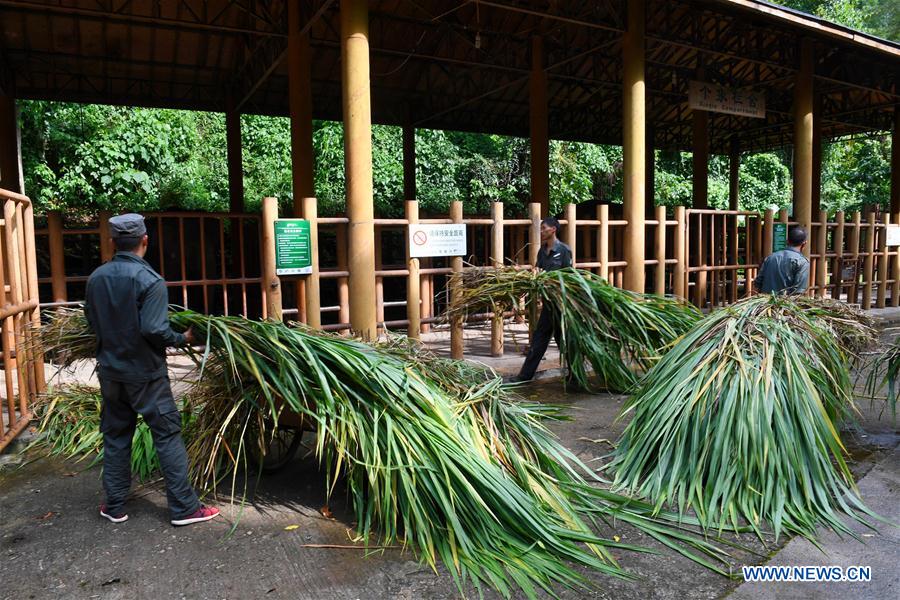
[86,213,219,526]
[512,217,573,382]
[754,226,810,295]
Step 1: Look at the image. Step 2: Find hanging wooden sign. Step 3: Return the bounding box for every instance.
[689,81,765,119]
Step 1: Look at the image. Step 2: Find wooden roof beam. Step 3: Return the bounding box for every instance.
[0,0,287,37]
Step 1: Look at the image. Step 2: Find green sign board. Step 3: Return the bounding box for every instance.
[772,223,787,253]
[274,219,312,275]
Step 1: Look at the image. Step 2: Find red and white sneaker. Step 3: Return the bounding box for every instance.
[171,505,220,526]
[99,504,129,523]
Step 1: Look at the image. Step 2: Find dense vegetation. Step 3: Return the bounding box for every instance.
[16,0,896,218]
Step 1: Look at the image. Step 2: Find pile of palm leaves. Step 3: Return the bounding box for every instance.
[609,294,877,542]
[27,384,161,481]
[446,267,700,391]
[33,308,736,597]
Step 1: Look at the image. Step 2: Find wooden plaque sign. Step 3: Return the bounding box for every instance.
[689,81,765,119]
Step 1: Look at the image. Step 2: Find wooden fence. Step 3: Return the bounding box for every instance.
[0,187,45,452]
[34,203,900,360]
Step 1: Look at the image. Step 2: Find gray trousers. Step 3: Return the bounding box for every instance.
[99,376,199,519]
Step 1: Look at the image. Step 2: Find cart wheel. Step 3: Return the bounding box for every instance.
[251,426,302,473]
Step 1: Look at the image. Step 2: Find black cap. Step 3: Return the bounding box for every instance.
[109,213,147,239]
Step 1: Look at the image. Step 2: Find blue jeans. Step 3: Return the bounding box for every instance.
[99,376,200,519]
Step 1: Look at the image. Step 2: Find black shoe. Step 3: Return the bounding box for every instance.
[504,374,530,384]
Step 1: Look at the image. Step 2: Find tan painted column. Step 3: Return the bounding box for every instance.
[226,110,244,213]
[302,196,321,328]
[0,94,23,194]
[529,36,550,217]
[490,201,504,357]
[622,0,646,292]
[289,0,315,324]
[405,200,420,339]
[261,197,283,321]
[341,0,377,340]
[793,39,814,256]
[450,200,464,358]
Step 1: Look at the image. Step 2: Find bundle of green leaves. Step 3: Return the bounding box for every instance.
[446,266,700,391]
[609,294,878,542]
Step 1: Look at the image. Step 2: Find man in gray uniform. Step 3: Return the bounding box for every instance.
[86,213,219,526]
[754,226,810,294]
[512,217,573,382]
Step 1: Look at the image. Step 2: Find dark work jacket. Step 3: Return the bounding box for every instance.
[754,247,810,295]
[85,252,186,382]
[536,239,573,271]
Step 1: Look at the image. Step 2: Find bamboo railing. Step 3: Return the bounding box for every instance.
[0,187,45,452]
[34,203,900,362]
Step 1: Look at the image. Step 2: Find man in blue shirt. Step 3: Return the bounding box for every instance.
[86,213,219,526]
[754,226,810,294]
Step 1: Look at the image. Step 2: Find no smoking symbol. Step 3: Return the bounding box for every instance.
[413,230,428,246]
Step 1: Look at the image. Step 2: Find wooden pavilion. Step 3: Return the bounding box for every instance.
[0,0,898,341]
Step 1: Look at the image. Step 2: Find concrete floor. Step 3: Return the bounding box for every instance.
[1,375,897,600]
[1,314,898,599]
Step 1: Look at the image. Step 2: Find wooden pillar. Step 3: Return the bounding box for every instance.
[654,205,666,295]
[261,197,282,321]
[623,0,646,293]
[728,140,740,298]
[811,93,822,217]
[341,0,377,340]
[490,201,504,357]
[289,0,316,325]
[793,39,814,256]
[450,200,464,359]
[833,210,845,300]
[763,208,775,259]
[646,127,655,216]
[528,202,541,266]
[862,211,875,309]
[0,94,23,194]
[336,223,350,325]
[374,226,384,330]
[529,36,549,218]
[47,211,67,303]
[816,209,828,298]
[98,211,113,262]
[564,203,577,260]
[692,118,709,210]
[406,200,420,339]
[849,212,862,304]
[403,122,416,201]
[302,197,321,328]
[877,213,889,308]
[674,205,686,298]
[226,110,244,213]
[891,110,900,306]
[597,204,609,281]
[729,140,740,211]
[892,108,900,215]
[528,202,541,343]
